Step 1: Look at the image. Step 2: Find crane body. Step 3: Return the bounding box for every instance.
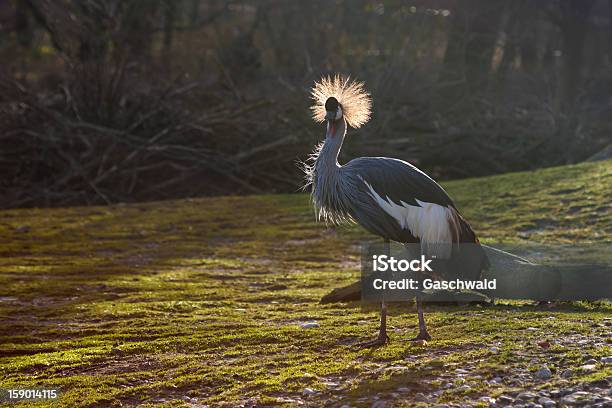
[303,76,488,346]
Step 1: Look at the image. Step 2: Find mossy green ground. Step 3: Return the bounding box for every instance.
[0,160,610,407]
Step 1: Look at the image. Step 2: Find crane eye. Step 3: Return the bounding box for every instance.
[335,106,343,120]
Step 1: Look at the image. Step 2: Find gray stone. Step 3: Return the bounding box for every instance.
[590,397,611,405]
[415,392,428,402]
[585,358,598,365]
[601,356,612,364]
[561,388,576,396]
[300,322,320,328]
[535,366,552,380]
[561,369,573,378]
[590,378,610,388]
[579,364,597,372]
[303,388,317,395]
[478,396,496,404]
[538,390,550,397]
[538,397,556,408]
[560,391,593,406]
[277,398,304,405]
[385,365,409,374]
[371,401,387,408]
[518,392,538,400]
[322,381,339,388]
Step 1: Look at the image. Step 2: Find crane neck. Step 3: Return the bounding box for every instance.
[306,116,353,224]
[317,117,347,170]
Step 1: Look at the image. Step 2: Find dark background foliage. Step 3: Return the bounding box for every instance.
[0,0,610,207]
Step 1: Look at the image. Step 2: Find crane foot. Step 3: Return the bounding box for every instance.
[357,332,390,348]
[408,331,432,341]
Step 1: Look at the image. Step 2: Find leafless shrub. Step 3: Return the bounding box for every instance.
[0,61,308,207]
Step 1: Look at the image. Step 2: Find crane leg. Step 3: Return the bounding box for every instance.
[358,301,390,348]
[357,239,391,348]
[409,295,432,341]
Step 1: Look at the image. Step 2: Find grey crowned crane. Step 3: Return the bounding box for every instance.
[302,75,489,347]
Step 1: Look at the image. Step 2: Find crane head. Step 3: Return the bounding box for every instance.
[310,75,371,129]
[324,97,343,122]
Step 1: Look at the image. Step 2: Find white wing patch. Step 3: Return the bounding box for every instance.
[362,179,456,258]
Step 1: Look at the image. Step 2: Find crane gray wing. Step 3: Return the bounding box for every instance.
[340,157,461,254]
[342,156,487,277]
[344,157,455,209]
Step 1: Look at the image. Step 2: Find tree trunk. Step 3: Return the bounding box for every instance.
[440,0,504,99]
[558,0,595,111]
[464,1,504,91]
[163,0,178,52]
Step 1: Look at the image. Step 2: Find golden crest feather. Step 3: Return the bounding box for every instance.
[310,75,371,129]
